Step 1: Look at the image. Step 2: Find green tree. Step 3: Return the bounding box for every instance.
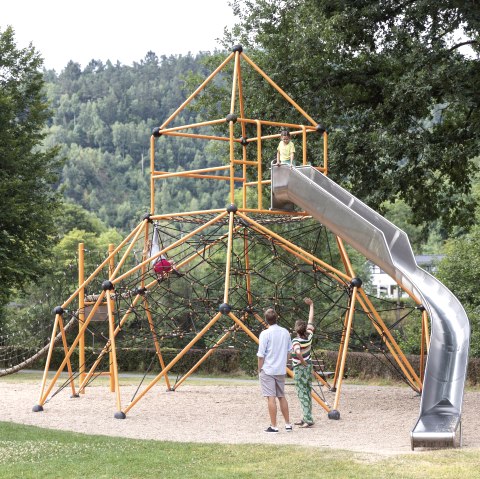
[0,26,63,310]
[224,0,480,234]
[436,226,480,356]
[56,202,107,235]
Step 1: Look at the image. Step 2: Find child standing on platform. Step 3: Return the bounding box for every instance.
[275,130,295,166]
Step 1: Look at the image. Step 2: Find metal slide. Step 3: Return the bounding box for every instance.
[271,164,470,449]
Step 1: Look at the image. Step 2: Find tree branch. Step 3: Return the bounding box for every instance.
[448,40,478,52]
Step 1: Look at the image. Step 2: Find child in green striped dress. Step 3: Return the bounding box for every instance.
[292,297,315,427]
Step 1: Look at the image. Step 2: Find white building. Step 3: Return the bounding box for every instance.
[368,254,444,299]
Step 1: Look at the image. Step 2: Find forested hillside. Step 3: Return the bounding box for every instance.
[43,52,229,232]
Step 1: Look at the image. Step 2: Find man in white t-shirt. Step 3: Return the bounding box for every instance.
[257,308,293,433]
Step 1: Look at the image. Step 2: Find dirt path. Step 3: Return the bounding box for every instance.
[1,380,479,456]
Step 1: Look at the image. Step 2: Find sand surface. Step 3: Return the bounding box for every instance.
[1,379,479,456]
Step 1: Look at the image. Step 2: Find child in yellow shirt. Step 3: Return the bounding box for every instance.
[275,130,295,165]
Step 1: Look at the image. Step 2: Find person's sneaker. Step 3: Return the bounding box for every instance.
[285,424,293,432]
[264,426,279,433]
[299,422,314,428]
[294,420,305,426]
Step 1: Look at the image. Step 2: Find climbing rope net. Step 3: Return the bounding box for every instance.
[10,212,423,410]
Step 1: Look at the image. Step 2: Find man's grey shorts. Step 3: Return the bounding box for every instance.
[259,370,286,397]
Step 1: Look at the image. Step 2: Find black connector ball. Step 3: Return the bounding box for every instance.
[53,306,64,315]
[219,303,231,314]
[232,44,243,53]
[328,409,341,420]
[152,127,162,137]
[225,114,237,123]
[226,204,238,213]
[102,280,114,291]
[350,277,363,288]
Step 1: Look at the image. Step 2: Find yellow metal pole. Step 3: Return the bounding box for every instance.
[333,236,357,391]
[153,165,230,179]
[38,292,106,406]
[78,242,86,390]
[237,58,248,211]
[242,182,247,210]
[154,172,244,182]
[244,230,253,306]
[422,309,430,352]
[36,314,60,405]
[141,220,150,289]
[106,289,123,414]
[148,208,235,220]
[150,135,155,214]
[323,131,328,175]
[241,53,318,126]
[123,312,223,415]
[160,130,229,141]
[256,120,263,209]
[236,52,246,124]
[224,211,235,303]
[108,244,115,392]
[227,312,259,343]
[302,125,307,165]
[336,237,355,277]
[160,53,234,129]
[420,309,430,382]
[57,314,77,397]
[110,226,144,281]
[239,117,318,131]
[333,287,358,411]
[332,307,350,391]
[230,51,239,115]
[160,118,227,134]
[173,329,235,390]
[144,298,171,390]
[356,290,422,390]
[420,313,426,383]
[229,121,235,204]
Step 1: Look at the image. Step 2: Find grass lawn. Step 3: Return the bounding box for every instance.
[0,421,479,479]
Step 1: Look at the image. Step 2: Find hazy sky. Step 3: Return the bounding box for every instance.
[1,0,237,72]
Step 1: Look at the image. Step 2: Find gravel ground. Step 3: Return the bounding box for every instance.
[1,380,479,456]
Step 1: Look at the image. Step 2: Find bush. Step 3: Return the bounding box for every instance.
[3,346,479,386]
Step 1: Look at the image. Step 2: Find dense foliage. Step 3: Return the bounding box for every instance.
[436,226,480,356]
[0,26,63,311]
[224,0,480,235]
